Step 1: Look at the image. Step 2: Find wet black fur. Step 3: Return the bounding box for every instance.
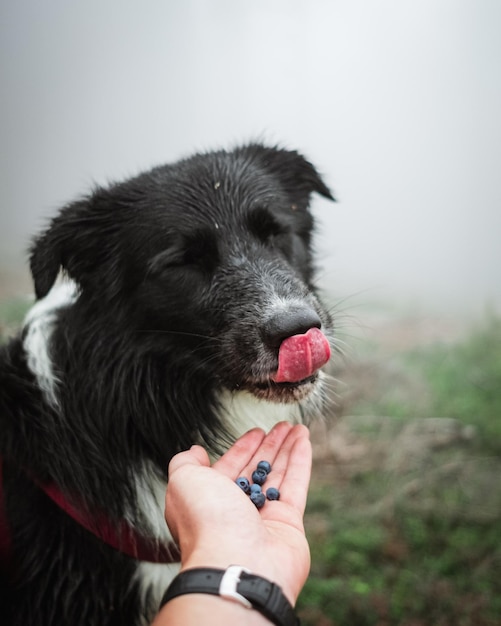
[0,144,333,624]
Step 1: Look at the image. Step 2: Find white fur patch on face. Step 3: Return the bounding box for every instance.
[266,294,311,314]
[23,280,79,408]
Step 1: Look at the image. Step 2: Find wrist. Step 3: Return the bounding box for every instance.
[157,566,299,626]
[154,593,269,626]
[181,548,298,606]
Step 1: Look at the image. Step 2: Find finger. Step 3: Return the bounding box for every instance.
[257,427,311,526]
[273,432,312,515]
[260,424,308,485]
[168,444,211,478]
[164,445,216,543]
[241,421,294,476]
[212,428,266,478]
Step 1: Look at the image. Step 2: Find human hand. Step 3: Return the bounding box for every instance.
[164,421,312,605]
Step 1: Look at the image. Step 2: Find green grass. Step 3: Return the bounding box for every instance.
[298,314,501,625]
[300,466,501,625]
[299,502,501,625]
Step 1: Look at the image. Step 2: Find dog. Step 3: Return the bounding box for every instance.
[0,143,334,625]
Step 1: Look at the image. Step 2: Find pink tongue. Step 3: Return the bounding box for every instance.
[273,327,331,383]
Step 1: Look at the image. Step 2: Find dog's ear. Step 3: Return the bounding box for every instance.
[30,221,65,300]
[30,192,122,300]
[244,144,335,204]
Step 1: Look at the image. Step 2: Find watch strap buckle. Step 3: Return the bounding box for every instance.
[219,564,252,609]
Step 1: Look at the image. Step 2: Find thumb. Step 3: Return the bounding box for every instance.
[165,445,211,544]
[168,444,211,478]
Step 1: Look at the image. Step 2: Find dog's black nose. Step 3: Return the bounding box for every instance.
[262,306,322,348]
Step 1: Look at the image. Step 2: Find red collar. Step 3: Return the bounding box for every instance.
[0,458,180,569]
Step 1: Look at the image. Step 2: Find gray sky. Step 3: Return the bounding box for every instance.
[1,0,500,315]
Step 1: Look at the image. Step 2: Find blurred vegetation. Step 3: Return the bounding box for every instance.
[298,313,501,625]
[0,296,32,343]
[411,315,501,454]
[1,299,500,624]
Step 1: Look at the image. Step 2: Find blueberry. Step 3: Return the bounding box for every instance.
[257,460,272,474]
[250,491,266,509]
[235,477,250,494]
[249,483,262,494]
[251,468,268,485]
[266,487,280,501]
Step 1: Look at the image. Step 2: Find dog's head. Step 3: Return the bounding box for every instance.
[30,144,334,403]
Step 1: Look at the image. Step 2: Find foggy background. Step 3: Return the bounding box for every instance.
[1,0,500,317]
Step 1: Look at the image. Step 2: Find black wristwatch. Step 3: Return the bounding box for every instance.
[159,565,300,626]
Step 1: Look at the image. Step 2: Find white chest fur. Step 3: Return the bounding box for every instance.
[218,388,302,440]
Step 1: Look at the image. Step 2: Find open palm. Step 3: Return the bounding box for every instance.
[165,421,312,605]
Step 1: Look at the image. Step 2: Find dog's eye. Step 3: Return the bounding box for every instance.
[247,208,295,263]
[148,230,219,276]
[248,208,290,245]
[148,248,184,274]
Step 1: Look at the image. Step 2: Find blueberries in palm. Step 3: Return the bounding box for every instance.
[266,487,280,501]
[256,460,272,474]
[251,468,268,486]
[236,477,251,494]
[250,491,266,509]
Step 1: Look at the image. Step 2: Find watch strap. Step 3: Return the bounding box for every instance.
[159,566,299,626]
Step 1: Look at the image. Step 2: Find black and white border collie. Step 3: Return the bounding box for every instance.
[0,144,334,625]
